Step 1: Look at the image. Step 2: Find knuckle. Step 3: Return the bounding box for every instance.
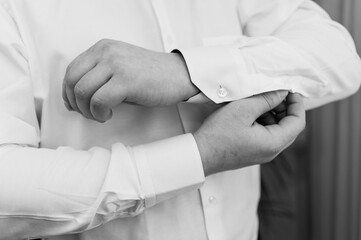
[91,95,106,109]
[64,68,79,89]
[98,38,112,45]
[65,59,77,74]
[74,84,88,99]
[64,75,77,89]
[105,55,119,67]
[96,39,113,52]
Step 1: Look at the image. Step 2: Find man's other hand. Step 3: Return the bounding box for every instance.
[62,39,199,122]
[193,91,305,176]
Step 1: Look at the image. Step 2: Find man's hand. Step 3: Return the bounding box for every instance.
[193,91,305,176]
[62,39,199,122]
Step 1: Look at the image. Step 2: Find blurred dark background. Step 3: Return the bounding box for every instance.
[294,0,361,239]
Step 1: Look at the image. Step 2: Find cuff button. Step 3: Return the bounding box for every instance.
[217,86,228,98]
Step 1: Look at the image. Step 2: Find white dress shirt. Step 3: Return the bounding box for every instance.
[0,0,360,239]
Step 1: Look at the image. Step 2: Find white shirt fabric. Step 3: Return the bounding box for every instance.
[0,0,360,239]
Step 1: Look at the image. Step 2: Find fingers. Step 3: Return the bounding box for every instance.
[90,78,127,122]
[258,100,288,125]
[273,100,287,113]
[250,90,289,118]
[273,100,287,121]
[282,93,305,120]
[276,93,306,137]
[257,112,277,125]
[74,65,112,119]
[265,93,306,143]
[63,50,97,111]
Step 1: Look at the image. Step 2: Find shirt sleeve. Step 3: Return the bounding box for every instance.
[0,4,205,240]
[177,0,361,109]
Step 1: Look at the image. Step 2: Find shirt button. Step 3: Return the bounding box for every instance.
[208,196,217,203]
[217,86,228,98]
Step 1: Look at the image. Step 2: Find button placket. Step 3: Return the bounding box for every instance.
[208,196,217,203]
[151,0,177,52]
[200,184,225,240]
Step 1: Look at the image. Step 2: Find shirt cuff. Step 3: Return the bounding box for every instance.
[131,133,205,207]
[176,45,245,104]
[185,92,212,104]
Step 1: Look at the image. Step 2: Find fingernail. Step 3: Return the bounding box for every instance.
[103,110,113,121]
[95,110,112,123]
[278,90,288,99]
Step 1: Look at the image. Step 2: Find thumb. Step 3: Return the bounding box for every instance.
[250,90,289,118]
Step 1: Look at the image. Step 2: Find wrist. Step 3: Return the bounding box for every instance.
[193,131,218,176]
[170,52,200,101]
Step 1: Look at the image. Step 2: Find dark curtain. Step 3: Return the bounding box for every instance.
[259,1,361,239]
[304,0,361,239]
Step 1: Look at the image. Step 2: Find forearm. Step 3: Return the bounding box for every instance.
[0,134,204,239]
[178,0,361,109]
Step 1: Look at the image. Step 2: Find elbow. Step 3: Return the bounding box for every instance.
[350,62,361,95]
[303,62,361,110]
[306,56,361,110]
[331,23,361,97]
[338,57,361,98]
[347,76,361,97]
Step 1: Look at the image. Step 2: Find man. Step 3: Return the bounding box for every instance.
[0,0,359,240]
